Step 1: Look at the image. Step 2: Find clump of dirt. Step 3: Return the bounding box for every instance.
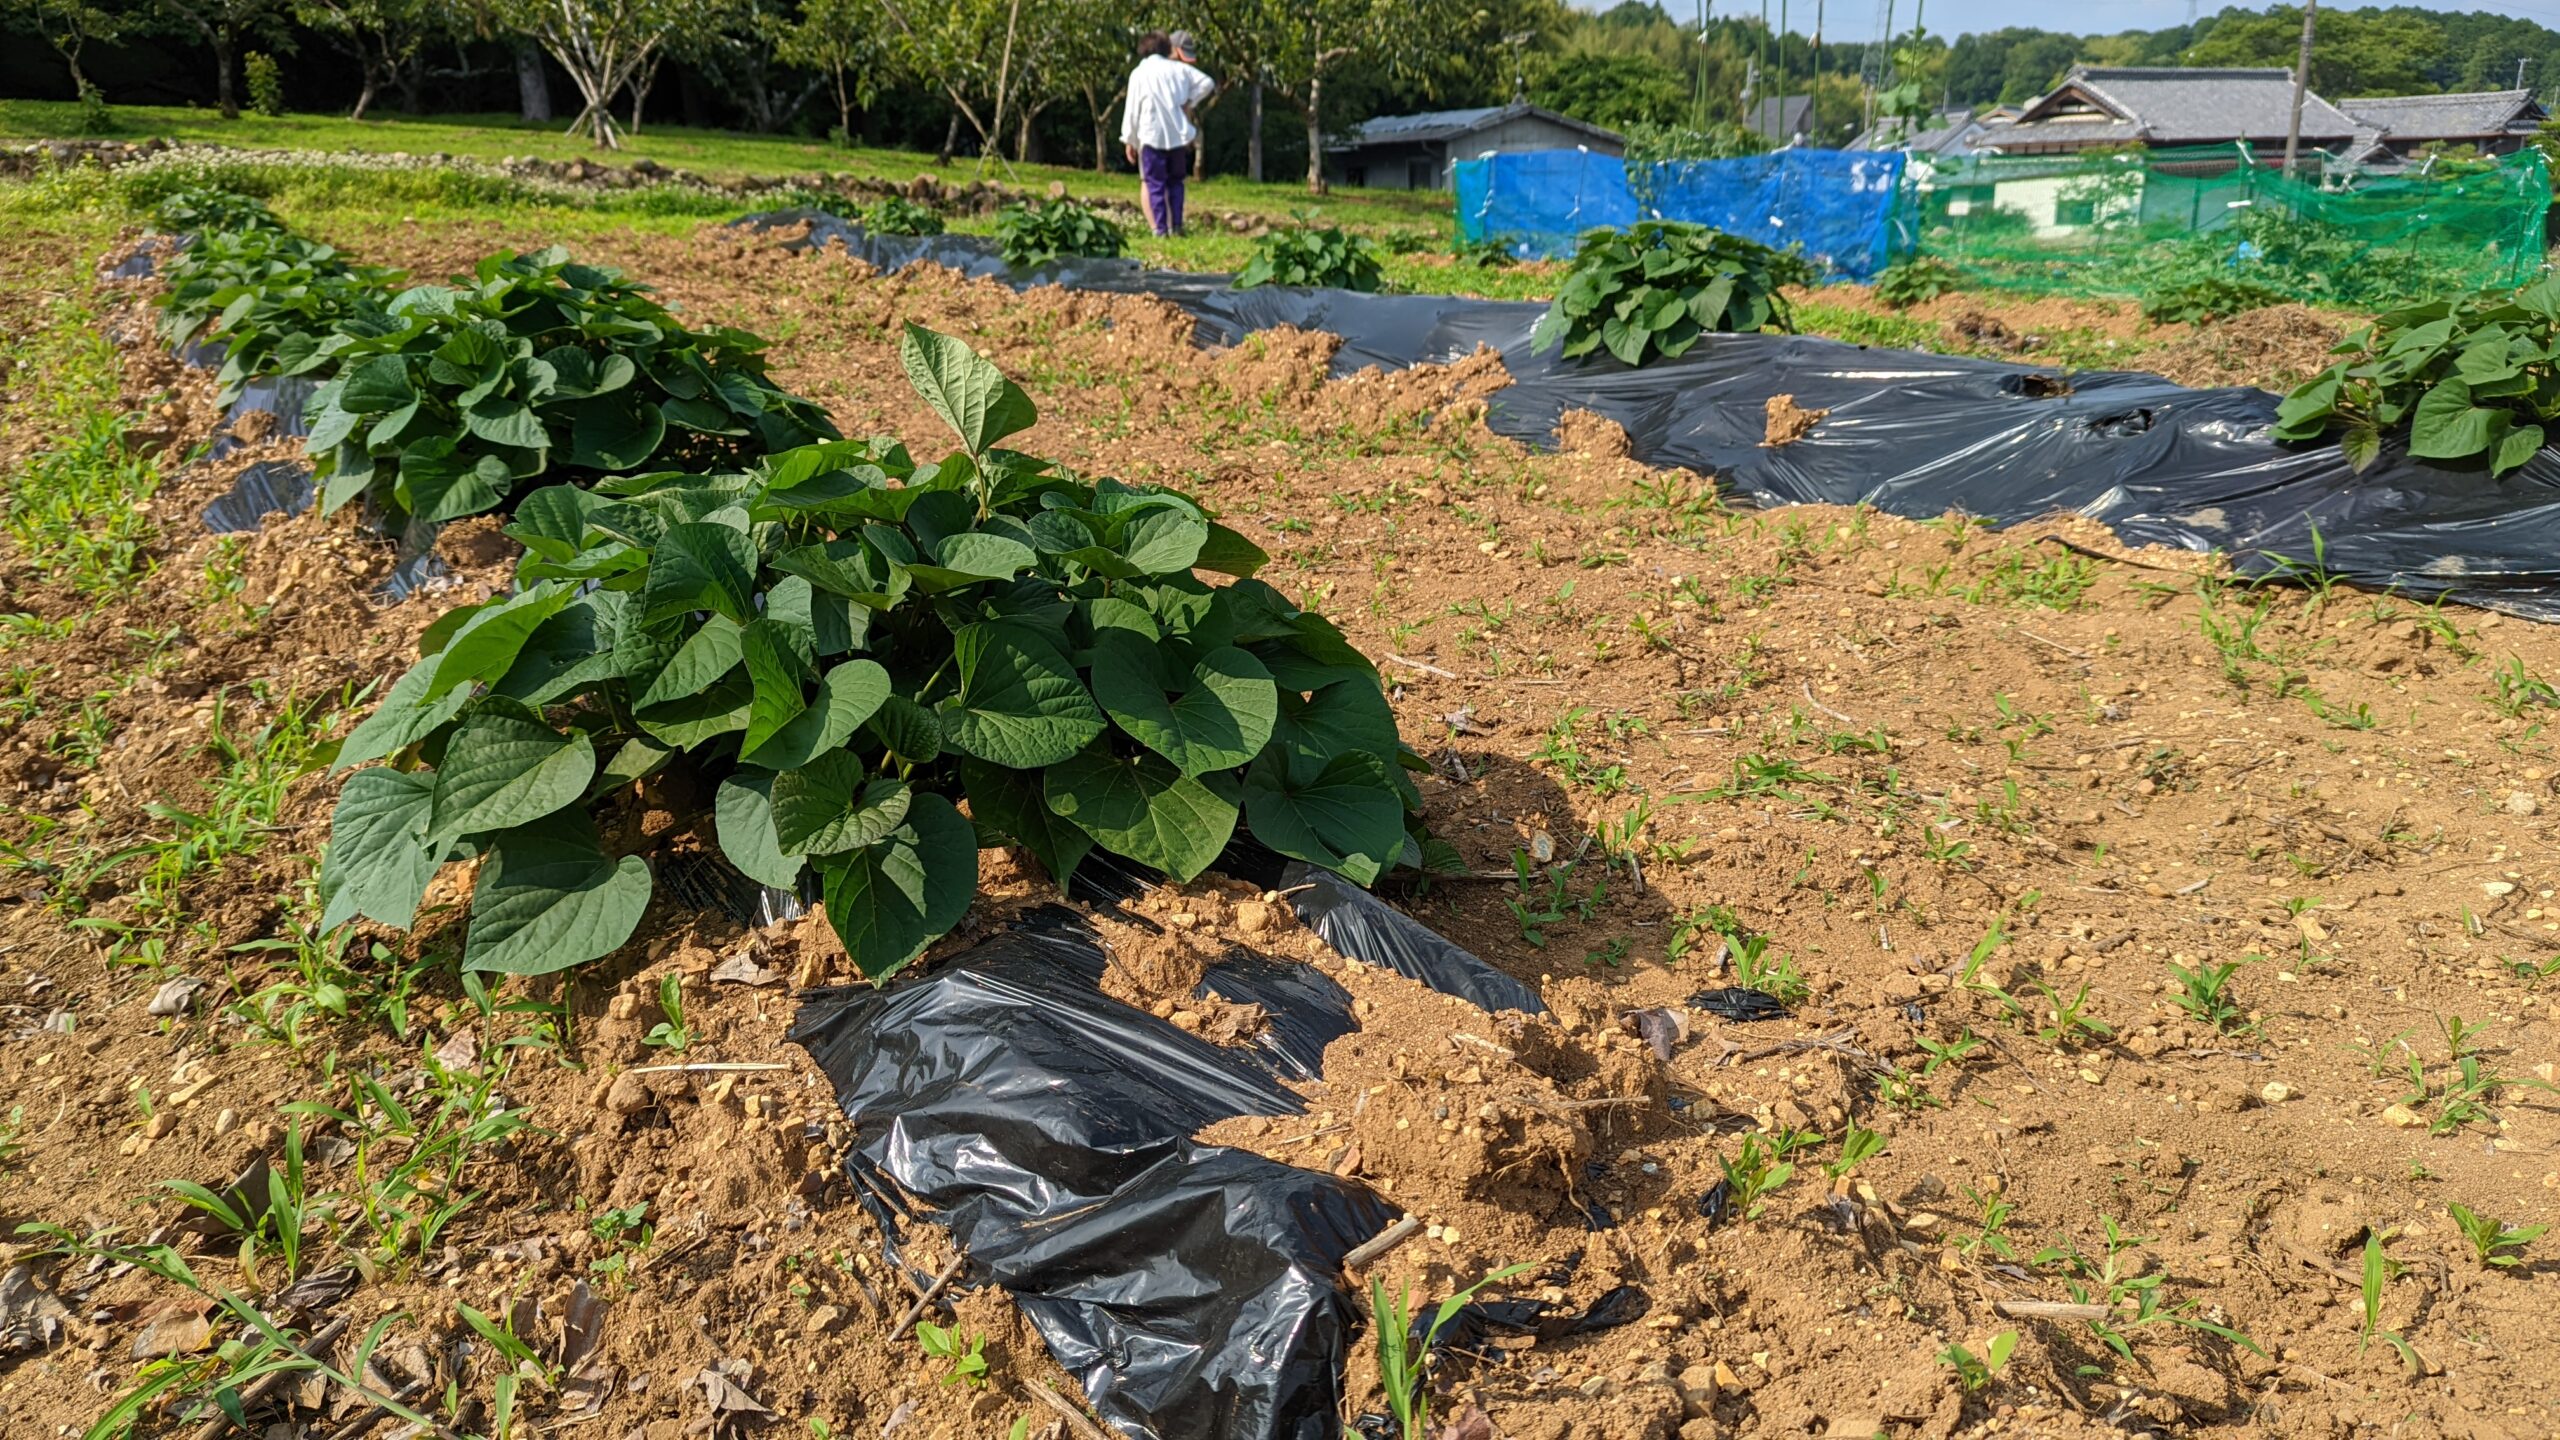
[1555,407,1632,459]
[1943,308,2024,352]
[433,512,521,572]
[1087,877,1291,1048]
[1761,394,1828,446]
[2145,302,2355,391]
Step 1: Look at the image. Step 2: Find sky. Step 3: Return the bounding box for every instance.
[1578,0,2560,44]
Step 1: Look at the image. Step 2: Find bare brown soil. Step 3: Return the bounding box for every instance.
[4,221,2560,1440]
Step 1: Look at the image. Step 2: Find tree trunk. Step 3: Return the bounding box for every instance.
[627,55,660,136]
[351,74,376,121]
[1086,83,1106,172]
[1017,106,1032,162]
[516,41,552,122]
[1247,75,1263,182]
[212,31,237,119]
[937,110,960,165]
[1304,72,1325,193]
[833,69,853,141]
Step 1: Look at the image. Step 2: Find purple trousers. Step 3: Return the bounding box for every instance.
[1139,144,1191,236]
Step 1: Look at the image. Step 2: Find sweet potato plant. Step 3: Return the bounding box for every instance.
[320,325,1420,980]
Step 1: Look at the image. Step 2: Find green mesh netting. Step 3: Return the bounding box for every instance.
[1899,145,2551,309]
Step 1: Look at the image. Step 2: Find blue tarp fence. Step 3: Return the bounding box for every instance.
[1454,148,1907,280]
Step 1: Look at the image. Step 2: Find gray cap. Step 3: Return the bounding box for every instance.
[1169,30,1197,56]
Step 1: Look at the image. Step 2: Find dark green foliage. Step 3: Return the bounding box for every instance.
[1452,236,1519,269]
[1873,256,1962,310]
[75,82,115,136]
[156,224,405,406]
[1379,228,1438,255]
[1531,222,1798,368]
[2275,275,2560,479]
[2169,210,2485,314]
[1234,226,1385,293]
[153,186,283,236]
[859,196,945,237]
[301,247,838,528]
[318,325,1420,982]
[2140,275,2287,326]
[993,199,1126,267]
[244,52,286,117]
[1621,120,1774,166]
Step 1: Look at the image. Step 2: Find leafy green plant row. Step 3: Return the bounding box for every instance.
[1236,226,1386,293]
[993,198,1127,267]
[148,187,837,531]
[154,193,404,407]
[318,325,1424,982]
[2276,274,2560,478]
[1533,221,1805,368]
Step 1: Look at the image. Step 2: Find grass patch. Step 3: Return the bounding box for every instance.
[0,290,163,614]
[0,101,1452,227]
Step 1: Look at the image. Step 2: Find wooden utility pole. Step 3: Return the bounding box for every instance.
[1810,0,1824,142]
[2282,0,2317,178]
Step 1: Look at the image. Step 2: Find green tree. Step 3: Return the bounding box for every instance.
[1532,49,1687,130]
[294,0,444,118]
[1,0,139,96]
[156,0,290,118]
[690,0,822,134]
[512,0,694,145]
[2183,5,2444,97]
[775,0,892,142]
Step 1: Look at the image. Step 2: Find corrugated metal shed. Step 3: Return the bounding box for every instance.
[1330,103,1621,151]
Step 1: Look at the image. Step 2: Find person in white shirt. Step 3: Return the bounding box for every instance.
[1120,30,1217,237]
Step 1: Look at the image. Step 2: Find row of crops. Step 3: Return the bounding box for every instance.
[153,188,1438,982]
[159,179,2506,993]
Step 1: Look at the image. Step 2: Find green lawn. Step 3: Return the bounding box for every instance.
[0,101,1454,230]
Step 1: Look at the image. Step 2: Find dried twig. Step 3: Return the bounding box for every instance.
[2010,628,2090,660]
[1384,653,1457,679]
[887,1252,967,1342]
[623,1061,789,1076]
[1029,1384,1118,1440]
[1798,682,1860,728]
[1342,1215,1421,1269]
[1994,1299,2112,1321]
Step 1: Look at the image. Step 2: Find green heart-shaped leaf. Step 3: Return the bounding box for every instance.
[713,771,804,891]
[634,613,745,710]
[899,323,1037,454]
[866,694,944,766]
[318,767,439,931]
[643,521,758,624]
[817,792,978,980]
[1042,745,1237,881]
[772,758,911,856]
[1090,633,1278,776]
[634,675,754,748]
[739,658,891,769]
[427,697,597,846]
[1242,749,1405,886]
[942,621,1106,769]
[337,654,473,771]
[463,812,651,975]
[426,583,576,701]
[739,618,815,757]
